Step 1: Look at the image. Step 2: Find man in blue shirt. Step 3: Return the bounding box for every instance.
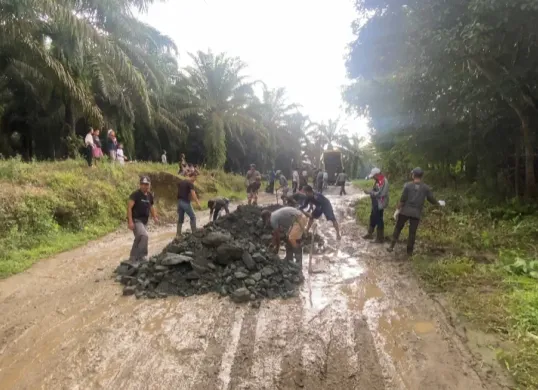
[301,185,341,240]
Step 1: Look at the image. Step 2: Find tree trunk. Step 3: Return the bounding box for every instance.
[466,105,478,182]
[64,101,77,159]
[520,114,537,198]
[515,136,520,198]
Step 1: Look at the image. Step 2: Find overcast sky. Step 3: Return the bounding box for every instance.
[139,0,369,139]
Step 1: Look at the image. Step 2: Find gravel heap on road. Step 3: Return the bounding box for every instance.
[115,205,324,303]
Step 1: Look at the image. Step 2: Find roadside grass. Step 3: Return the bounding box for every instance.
[0,158,245,277]
[353,179,538,388]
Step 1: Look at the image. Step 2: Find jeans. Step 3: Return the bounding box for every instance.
[392,214,420,254]
[129,220,148,261]
[369,208,384,231]
[178,200,196,231]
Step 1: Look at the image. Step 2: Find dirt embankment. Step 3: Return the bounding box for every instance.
[0,187,512,389]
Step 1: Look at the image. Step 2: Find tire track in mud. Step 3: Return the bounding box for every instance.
[190,303,239,390]
[226,308,259,389]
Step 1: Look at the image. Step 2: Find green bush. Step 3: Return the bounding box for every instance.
[0,158,245,277]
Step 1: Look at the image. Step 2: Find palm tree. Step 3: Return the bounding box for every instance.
[181,50,260,168]
[0,0,180,157]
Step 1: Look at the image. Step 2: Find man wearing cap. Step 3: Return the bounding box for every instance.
[387,167,445,256]
[363,167,390,243]
[261,206,310,265]
[127,176,158,262]
[246,164,262,205]
[177,172,201,237]
[208,197,230,221]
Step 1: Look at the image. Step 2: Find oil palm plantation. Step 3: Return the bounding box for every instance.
[181,50,261,169]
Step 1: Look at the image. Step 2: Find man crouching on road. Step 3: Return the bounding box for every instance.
[261,207,309,265]
[301,185,341,240]
[127,176,158,263]
[208,197,230,221]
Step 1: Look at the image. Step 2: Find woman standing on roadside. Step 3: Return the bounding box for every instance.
[92,129,103,164]
[107,129,118,161]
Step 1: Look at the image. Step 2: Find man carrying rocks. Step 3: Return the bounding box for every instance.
[261,206,309,265]
[246,163,261,205]
[208,197,230,221]
[302,185,341,240]
[275,170,289,198]
[127,176,158,263]
[387,167,445,256]
[177,172,201,237]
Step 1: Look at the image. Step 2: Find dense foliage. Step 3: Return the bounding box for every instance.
[345,0,538,200]
[0,0,365,177]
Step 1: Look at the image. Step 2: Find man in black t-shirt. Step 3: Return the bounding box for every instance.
[127,176,158,262]
[177,172,201,237]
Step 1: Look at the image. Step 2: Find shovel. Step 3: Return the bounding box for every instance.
[308,223,318,274]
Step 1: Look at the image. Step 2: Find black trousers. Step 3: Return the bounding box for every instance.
[85,145,93,166]
[392,214,420,254]
[212,204,229,221]
[339,182,346,195]
[292,181,298,194]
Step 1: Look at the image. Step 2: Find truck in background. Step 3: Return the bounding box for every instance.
[322,149,343,185]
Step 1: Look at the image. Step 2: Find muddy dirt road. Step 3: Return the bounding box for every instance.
[0,189,509,389]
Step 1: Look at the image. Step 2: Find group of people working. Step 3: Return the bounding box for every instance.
[265,167,348,198]
[363,166,446,256]
[125,162,442,267]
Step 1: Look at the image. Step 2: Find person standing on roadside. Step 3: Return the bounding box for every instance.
[177,172,201,237]
[116,143,127,165]
[246,163,261,205]
[323,170,329,189]
[92,129,103,164]
[292,167,299,194]
[161,150,167,164]
[316,169,324,193]
[276,170,289,198]
[107,129,117,161]
[300,168,309,190]
[387,167,445,256]
[363,167,389,243]
[301,185,341,240]
[336,169,348,196]
[84,127,94,167]
[127,176,158,263]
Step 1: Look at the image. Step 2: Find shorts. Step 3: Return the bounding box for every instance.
[288,215,308,241]
[247,182,261,196]
[312,204,336,222]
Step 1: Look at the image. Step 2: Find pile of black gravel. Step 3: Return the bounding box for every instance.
[115,205,324,303]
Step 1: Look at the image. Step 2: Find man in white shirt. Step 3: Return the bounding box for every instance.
[84,127,94,167]
[161,150,167,164]
[323,171,329,189]
[292,168,299,194]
